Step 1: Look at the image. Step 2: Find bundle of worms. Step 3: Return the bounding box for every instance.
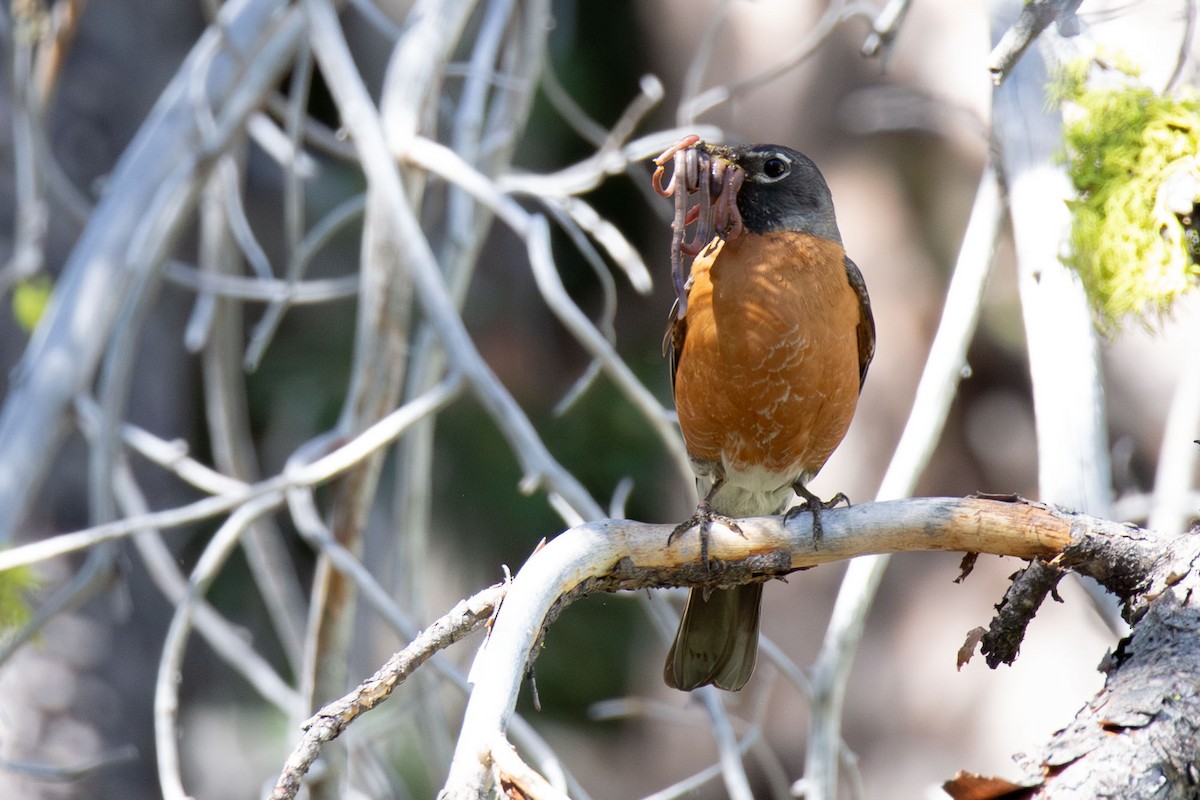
[652,135,746,319]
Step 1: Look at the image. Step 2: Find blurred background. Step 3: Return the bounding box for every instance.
[0,0,1195,798]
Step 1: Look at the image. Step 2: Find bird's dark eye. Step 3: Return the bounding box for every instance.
[763,157,789,179]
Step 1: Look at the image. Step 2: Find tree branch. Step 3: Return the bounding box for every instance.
[978,556,1065,668]
[271,584,505,800]
[438,496,1153,799]
[987,0,1083,85]
[947,519,1200,799]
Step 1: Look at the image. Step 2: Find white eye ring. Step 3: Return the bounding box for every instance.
[757,153,792,183]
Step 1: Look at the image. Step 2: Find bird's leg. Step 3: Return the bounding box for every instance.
[784,483,849,544]
[667,478,743,570]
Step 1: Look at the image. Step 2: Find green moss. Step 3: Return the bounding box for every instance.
[11,275,53,332]
[0,563,37,633]
[1058,59,1200,332]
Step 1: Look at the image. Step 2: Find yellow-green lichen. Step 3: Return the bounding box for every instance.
[11,274,52,332]
[1058,59,1200,332]
[0,562,36,634]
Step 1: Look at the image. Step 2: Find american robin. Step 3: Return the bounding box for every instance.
[660,142,875,692]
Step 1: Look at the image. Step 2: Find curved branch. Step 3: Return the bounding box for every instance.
[270,584,506,800]
[439,496,1143,799]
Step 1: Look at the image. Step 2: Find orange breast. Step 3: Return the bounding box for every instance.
[674,231,863,485]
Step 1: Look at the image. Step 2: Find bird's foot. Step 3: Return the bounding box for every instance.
[668,499,744,569]
[784,487,849,544]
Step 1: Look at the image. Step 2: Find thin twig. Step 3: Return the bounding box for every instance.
[987,0,1083,85]
[113,458,302,714]
[553,194,652,294]
[270,584,505,800]
[640,728,761,800]
[3,0,49,291]
[677,0,731,126]
[33,0,87,103]
[312,18,418,756]
[542,200,620,416]
[977,558,1064,667]
[748,731,795,800]
[540,56,608,146]
[155,493,283,800]
[498,126,723,202]
[196,150,309,677]
[219,155,274,280]
[0,374,466,574]
[281,380,462,645]
[306,0,602,525]
[860,0,913,59]
[303,8,480,769]
[76,394,245,495]
[699,689,753,800]
[0,745,138,782]
[245,111,318,176]
[242,40,316,369]
[165,260,359,304]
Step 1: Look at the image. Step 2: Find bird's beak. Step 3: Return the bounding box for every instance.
[698,142,740,169]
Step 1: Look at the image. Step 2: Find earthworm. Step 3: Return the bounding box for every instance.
[652,136,746,318]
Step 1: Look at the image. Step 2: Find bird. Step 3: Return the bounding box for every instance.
[662,142,875,692]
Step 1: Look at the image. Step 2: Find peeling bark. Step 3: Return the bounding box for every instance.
[953,503,1200,799]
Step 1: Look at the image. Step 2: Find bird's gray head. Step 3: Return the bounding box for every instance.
[713,143,842,244]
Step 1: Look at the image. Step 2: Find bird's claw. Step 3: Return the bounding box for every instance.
[668,499,744,569]
[784,489,849,543]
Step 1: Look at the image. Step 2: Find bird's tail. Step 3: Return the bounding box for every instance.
[664,582,763,691]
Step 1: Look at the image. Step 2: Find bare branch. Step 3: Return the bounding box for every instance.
[490,736,574,800]
[119,464,303,715]
[166,259,358,305]
[699,689,754,800]
[155,493,284,800]
[270,584,505,800]
[304,0,601,526]
[987,0,1083,85]
[441,497,1111,798]
[640,728,761,800]
[0,374,463,574]
[196,156,308,676]
[978,557,1065,667]
[860,0,913,59]
[973,529,1200,798]
[4,0,49,290]
[5,1,1193,797]
[0,745,137,783]
[402,137,692,485]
